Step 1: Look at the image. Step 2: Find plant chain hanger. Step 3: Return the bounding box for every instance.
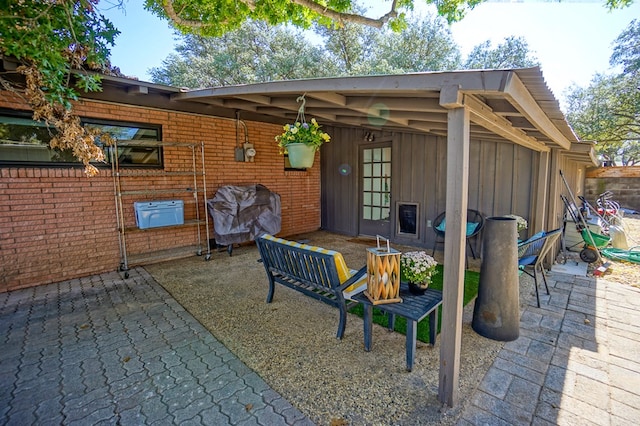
[296,93,307,124]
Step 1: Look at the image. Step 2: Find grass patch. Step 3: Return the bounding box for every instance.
[349,265,480,344]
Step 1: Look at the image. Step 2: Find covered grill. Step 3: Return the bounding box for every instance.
[207,184,281,254]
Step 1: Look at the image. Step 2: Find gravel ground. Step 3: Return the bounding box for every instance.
[594,213,640,288]
[145,233,539,425]
[145,215,639,425]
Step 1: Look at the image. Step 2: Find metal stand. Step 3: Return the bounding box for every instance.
[111,141,211,278]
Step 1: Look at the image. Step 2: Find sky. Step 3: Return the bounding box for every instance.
[102,1,640,105]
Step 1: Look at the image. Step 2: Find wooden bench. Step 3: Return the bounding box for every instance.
[255,234,367,339]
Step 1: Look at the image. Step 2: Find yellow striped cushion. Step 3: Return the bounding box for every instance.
[261,235,366,298]
[343,269,367,300]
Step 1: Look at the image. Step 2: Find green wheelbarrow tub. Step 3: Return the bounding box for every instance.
[581,228,611,249]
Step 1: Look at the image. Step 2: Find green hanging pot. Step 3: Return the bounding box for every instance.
[286,143,316,168]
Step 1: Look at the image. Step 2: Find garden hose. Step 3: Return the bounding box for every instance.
[600,246,640,264]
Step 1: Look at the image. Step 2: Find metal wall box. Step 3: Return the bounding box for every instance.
[134,200,184,229]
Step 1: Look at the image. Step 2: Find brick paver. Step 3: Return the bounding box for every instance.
[0,268,313,426]
[459,271,640,425]
[2,264,639,425]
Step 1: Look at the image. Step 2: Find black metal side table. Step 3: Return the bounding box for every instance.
[353,284,443,371]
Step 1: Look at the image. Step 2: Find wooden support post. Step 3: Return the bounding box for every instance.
[549,149,562,231]
[532,150,550,233]
[438,100,470,407]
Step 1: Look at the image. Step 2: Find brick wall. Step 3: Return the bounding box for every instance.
[0,94,321,292]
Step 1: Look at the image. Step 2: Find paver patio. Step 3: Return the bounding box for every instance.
[0,267,311,425]
[459,271,640,425]
[1,245,639,425]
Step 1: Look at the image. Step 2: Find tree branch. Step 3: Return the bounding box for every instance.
[286,0,398,28]
[161,0,399,31]
[161,0,212,29]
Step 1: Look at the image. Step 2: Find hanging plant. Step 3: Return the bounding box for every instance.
[275,95,331,154]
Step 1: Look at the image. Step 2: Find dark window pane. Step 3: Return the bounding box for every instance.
[0,112,162,167]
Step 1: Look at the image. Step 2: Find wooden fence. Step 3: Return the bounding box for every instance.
[585,166,640,212]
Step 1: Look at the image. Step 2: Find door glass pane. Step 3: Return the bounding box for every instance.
[383,163,391,177]
[361,147,391,224]
[372,178,381,191]
[363,206,372,220]
[382,147,391,162]
[363,178,371,191]
[372,207,381,220]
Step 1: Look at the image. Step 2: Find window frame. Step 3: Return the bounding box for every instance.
[0,110,163,169]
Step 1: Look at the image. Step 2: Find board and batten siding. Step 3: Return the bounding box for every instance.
[320,126,539,249]
[320,126,363,236]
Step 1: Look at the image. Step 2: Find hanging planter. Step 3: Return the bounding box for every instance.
[286,142,316,168]
[275,94,331,168]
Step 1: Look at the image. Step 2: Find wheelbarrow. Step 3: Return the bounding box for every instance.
[579,228,611,263]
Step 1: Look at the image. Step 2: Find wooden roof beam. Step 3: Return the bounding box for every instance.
[235,94,272,106]
[408,120,447,132]
[217,100,258,111]
[345,97,446,113]
[484,98,523,117]
[305,92,347,107]
[391,111,447,122]
[464,95,550,153]
[502,73,572,150]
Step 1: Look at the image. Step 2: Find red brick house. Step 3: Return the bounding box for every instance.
[1,75,321,292]
[2,61,599,406]
[1,65,596,294]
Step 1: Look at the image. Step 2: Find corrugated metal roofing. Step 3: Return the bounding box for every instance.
[96,66,594,163]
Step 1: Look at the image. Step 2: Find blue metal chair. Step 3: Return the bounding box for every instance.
[517,228,563,307]
[431,209,485,266]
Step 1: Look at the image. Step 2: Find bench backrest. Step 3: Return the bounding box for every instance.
[256,235,349,292]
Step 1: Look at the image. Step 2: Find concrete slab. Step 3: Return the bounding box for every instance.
[551,260,589,276]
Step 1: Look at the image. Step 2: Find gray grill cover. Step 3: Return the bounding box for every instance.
[207,184,281,246]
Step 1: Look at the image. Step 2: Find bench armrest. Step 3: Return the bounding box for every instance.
[337,265,367,292]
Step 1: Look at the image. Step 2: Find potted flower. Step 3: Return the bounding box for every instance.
[275,117,331,168]
[400,251,438,295]
[505,214,528,239]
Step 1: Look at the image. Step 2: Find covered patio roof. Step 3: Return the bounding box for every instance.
[92,66,595,407]
[168,67,589,158]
